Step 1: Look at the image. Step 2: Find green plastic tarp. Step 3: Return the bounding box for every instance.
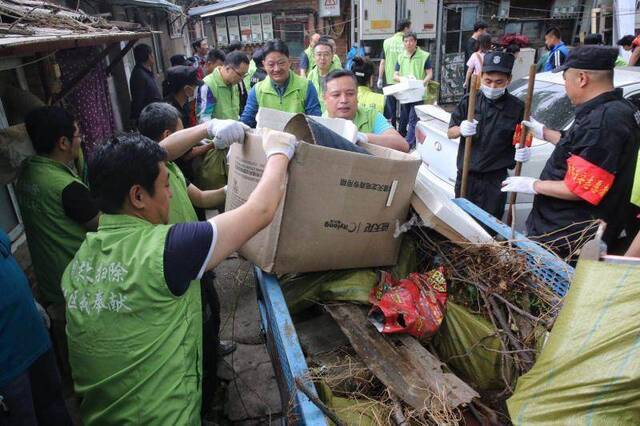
[507,259,640,424]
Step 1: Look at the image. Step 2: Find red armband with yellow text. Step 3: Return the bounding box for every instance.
[564,154,615,206]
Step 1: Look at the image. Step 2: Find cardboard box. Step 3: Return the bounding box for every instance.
[225,130,422,274]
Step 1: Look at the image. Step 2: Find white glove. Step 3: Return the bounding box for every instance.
[262,129,298,160]
[376,78,384,90]
[356,132,368,144]
[222,185,227,194]
[521,118,545,141]
[35,301,50,329]
[207,119,249,149]
[514,147,531,163]
[501,176,538,194]
[459,120,478,137]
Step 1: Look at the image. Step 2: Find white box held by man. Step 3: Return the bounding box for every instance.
[225,130,421,274]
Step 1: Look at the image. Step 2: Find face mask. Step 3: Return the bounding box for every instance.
[480,84,505,100]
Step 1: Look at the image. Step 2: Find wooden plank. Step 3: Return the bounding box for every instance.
[326,304,479,411]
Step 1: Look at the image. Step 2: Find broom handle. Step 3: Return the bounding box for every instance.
[460,74,479,199]
[506,64,537,226]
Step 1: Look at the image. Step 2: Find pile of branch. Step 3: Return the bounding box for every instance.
[0,0,143,36]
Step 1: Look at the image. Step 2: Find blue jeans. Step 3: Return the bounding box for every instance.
[0,349,71,426]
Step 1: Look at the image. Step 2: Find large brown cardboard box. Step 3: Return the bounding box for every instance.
[225,130,422,274]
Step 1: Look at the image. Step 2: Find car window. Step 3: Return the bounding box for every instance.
[508,78,575,130]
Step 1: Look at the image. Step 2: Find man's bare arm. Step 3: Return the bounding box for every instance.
[187,184,225,209]
[366,128,409,152]
[533,180,580,201]
[159,123,209,161]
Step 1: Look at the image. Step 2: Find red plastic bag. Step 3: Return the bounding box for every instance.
[368,269,447,339]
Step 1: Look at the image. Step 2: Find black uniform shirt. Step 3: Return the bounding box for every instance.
[449,90,524,173]
[527,88,640,249]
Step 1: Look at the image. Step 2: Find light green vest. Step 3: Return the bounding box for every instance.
[202,67,240,120]
[167,161,198,224]
[397,48,430,80]
[383,32,405,84]
[354,107,379,134]
[357,86,384,114]
[16,155,88,304]
[62,214,202,425]
[632,152,640,207]
[307,62,342,112]
[243,59,257,89]
[255,70,309,113]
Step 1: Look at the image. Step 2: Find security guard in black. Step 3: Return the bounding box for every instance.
[449,51,524,219]
[502,46,640,259]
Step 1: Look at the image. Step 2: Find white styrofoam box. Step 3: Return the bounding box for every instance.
[383,78,425,103]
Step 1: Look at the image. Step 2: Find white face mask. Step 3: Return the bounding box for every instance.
[480,84,506,100]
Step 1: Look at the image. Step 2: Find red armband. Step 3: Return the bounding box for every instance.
[564,154,615,206]
[512,123,533,147]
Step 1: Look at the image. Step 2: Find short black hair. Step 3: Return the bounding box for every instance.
[25,106,76,155]
[224,50,250,68]
[252,48,265,68]
[207,48,226,64]
[584,33,603,45]
[226,41,243,53]
[617,35,635,47]
[545,27,562,39]
[133,43,153,64]
[474,21,488,32]
[89,133,167,214]
[403,31,417,41]
[505,43,520,55]
[138,102,181,142]
[191,38,205,52]
[322,69,357,93]
[314,39,334,53]
[170,54,188,66]
[262,39,289,58]
[351,56,374,86]
[396,19,411,32]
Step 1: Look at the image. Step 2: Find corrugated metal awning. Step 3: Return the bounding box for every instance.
[109,0,182,13]
[0,30,156,57]
[188,0,273,18]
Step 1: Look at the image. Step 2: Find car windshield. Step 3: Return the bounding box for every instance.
[508,78,575,130]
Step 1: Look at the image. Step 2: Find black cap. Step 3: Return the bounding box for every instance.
[482,51,515,74]
[552,46,617,73]
[165,66,201,93]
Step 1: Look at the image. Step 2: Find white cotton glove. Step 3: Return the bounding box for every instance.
[501,176,538,194]
[521,118,545,141]
[35,301,50,329]
[459,119,478,137]
[356,132,369,144]
[207,119,250,149]
[514,147,531,163]
[376,78,384,90]
[262,129,298,160]
[223,185,227,194]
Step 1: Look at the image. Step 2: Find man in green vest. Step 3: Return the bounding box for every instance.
[394,31,433,149]
[16,106,100,384]
[62,126,296,424]
[378,19,412,128]
[195,51,250,190]
[307,37,342,112]
[138,102,233,417]
[240,39,322,128]
[323,70,408,152]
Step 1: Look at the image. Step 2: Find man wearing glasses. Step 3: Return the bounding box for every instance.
[307,37,342,113]
[195,51,251,190]
[240,39,322,128]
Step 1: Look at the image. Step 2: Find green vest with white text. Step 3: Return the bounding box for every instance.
[62,214,202,425]
[255,70,309,113]
[397,48,430,81]
[358,86,384,114]
[16,155,88,304]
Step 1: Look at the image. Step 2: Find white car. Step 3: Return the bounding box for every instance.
[414,68,640,231]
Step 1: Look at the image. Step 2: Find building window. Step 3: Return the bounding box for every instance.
[445,5,478,53]
[279,22,305,59]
